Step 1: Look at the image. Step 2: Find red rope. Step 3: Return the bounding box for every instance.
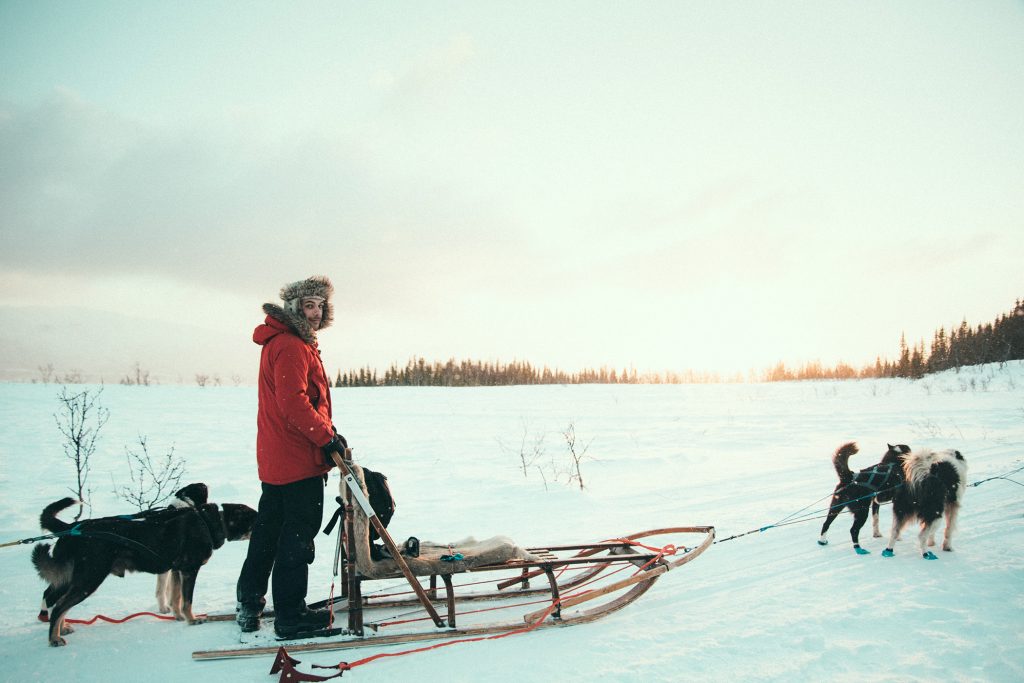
[604,537,678,557]
[271,540,685,677]
[317,547,654,673]
[371,561,603,629]
[603,538,682,572]
[326,582,336,628]
[314,601,562,675]
[64,611,196,625]
[378,595,558,627]
[364,564,590,602]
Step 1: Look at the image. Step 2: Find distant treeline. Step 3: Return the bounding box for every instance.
[333,358,732,387]
[334,297,1024,387]
[888,296,1024,378]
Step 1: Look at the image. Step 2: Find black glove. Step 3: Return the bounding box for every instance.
[322,431,348,467]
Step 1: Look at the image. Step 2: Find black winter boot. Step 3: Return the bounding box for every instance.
[273,607,332,638]
[236,602,264,633]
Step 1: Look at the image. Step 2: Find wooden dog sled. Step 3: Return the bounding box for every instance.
[193,452,714,661]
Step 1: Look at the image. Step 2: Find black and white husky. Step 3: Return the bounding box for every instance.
[883,448,967,560]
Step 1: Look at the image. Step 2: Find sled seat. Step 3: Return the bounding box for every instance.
[341,463,538,580]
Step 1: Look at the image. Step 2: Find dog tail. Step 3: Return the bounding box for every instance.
[32,544,73,588]
[39,497,78,533]
[832,442,858,484]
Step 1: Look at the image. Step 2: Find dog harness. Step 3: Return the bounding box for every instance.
[853,463,898,492]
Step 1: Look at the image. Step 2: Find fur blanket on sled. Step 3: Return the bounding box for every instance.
[342,464,537,579]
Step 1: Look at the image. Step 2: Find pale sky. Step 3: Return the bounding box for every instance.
[1,1,1022,383]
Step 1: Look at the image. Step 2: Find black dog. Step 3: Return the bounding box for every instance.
[883,448,967,560]
[32,491,256,646]
[37,483,212,624]
[817,442,910,554]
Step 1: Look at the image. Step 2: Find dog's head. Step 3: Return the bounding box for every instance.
[173,483,209,507]
[882,443,911,464]
[220,503,258,541]
[929,450,968,490]
[935,448,968,475]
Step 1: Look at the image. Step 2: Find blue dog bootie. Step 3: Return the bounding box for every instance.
[922,551,938,560]
[881,548,895,557]
[854,546,870,555]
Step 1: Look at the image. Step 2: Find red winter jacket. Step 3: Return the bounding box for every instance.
[253,314,334,485]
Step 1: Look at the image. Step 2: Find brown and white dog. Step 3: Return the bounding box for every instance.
[32,486,256,646]
[155,483,210,616]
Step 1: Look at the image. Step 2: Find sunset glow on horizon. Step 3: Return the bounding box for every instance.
[1,3,1021,383]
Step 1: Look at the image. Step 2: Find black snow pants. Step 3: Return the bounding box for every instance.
[236,475,325,619]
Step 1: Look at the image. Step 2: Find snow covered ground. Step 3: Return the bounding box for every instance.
[0,362,1021,682]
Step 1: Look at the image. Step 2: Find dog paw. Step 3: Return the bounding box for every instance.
[922,551,938,560]
[49,637,67,647]
[881,548,895,557]
[187,617,207,625]
[60,624,74,636]
[854,546,871,555]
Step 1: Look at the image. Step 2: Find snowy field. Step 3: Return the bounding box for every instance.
[0,362,1021,682]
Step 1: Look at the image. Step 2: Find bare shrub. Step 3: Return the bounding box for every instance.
[562,421,594,491]
[498,418,547,478]
[54,387,110,521]
[37,363,55,384]
[60,369,84,384]
[115,435,186,511]
[121,362,151,386]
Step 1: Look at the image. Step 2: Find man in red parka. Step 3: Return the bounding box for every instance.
[236,275,347,637]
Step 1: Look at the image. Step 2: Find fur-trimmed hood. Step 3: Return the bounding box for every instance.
[258,275,335,344]
[258,303,324,345]
[280,275,334,316]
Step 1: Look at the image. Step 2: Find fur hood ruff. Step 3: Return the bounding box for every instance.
[259,274,334,344]
[259,303,331,345]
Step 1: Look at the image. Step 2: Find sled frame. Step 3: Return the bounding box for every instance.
[193,524,715,660]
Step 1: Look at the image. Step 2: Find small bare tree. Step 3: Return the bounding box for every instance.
[562,421,594,491]
[38,363,55,384]
[498,418,547,478]
[116,435,186,511]
[54,387,110,521]
[195,374,209,388]
[121,361,151,386]
[61,369,84,384]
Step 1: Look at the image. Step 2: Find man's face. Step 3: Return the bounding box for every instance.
[302,298,325,329]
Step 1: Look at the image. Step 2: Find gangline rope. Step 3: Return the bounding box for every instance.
[19,462,1021,635]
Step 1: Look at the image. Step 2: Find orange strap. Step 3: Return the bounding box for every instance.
[65,610,191,625]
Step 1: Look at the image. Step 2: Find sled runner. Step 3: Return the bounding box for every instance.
[192,452,714,660]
